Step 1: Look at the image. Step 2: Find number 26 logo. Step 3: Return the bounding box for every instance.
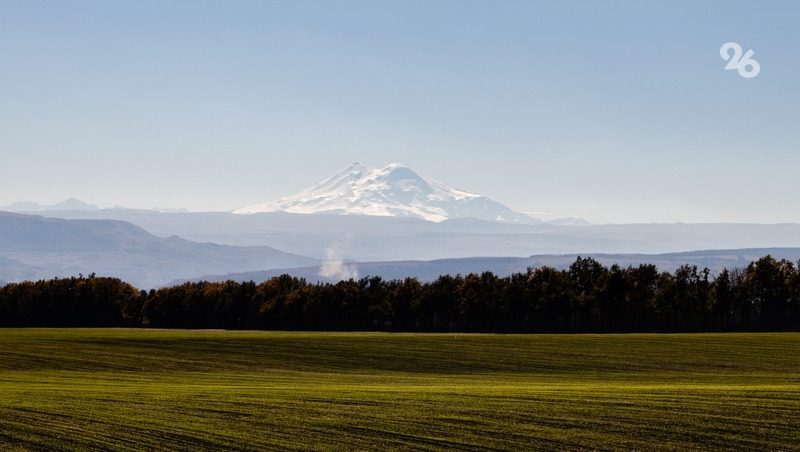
[720,42,760,79]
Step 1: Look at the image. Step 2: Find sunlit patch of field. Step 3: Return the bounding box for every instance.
[0,330,797,450]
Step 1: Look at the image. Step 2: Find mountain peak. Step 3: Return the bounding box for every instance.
[1,198,99,213]
[383,162,409,170]
[47,198,99,211]
[345,162,370,171]
[235,163,533,223]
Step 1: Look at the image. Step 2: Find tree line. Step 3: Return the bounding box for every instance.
[1,256,799,332]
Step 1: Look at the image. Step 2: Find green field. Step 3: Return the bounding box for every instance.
[0,330,798,450]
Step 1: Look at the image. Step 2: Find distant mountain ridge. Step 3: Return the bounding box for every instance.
[184,248,800,285]
[0,212,317,288]
[3,207,800,289]
[1,198,99,212]
[235,163,533,223]
[13,209,800,263]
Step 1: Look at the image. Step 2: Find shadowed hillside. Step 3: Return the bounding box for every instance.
[0,212,317,288]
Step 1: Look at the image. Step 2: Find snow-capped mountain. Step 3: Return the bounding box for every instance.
[234,163,533,223]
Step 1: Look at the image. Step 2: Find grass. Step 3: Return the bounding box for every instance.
[0,330,798,450]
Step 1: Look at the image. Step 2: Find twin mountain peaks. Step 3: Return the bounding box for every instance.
[234,162,532,223]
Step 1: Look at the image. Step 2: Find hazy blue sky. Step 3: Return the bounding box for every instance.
[1,0,798,223]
